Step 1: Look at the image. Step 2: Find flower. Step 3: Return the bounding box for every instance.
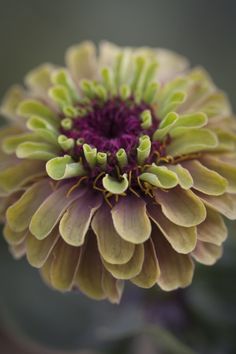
[0,41,236,303]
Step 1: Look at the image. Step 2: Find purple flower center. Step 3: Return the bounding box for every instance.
[62,97,159,155]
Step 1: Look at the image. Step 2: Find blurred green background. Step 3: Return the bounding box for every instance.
[0,0,236,353]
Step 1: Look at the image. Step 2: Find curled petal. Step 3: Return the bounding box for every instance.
[102,174,129,194]
[46,155,86,180]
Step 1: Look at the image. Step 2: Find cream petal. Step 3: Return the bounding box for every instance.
[92,203,135,264]
[30,184,85,240]
[9,240,26,260]
[6,179,53,232]
[26,229,59,268]
[182,160,228,196]
[155,48,189,82]
[59,190,102,246]
[111,195,151,244]
[152,230,194,291]
[3,224,26,245]
[102,244,144,280]
[65,41,97,82]
[192,241,223,265]
[154,187,206,227]
[131,239,160,288]
[196,191,236,220]
[148,204,197,254]
[25,63,54,95]
[50,238,80,291]
[75,232,105,300]
[102,269,124,304]
[197,207,227,245]
[0,85,26,120]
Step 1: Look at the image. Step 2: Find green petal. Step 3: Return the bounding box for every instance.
[102,174,129,194]
[137,135,151,164]
[48,85,72,107]
[197,207,227,246]
[2,133,43,154]
[201,156,236,193]
[155,187,206,227]
[148,204,197,253]
[29,184,85,240]
[141,164,178,188]
[131,239,160,288]
[50,238,80,291]
[51,68,78,101]
[102,244,144,280]
[152,231,194,291]
[83,144,97,168]
[6,179,53,232]
[153,112,179,140]
[92,203,135,264]
[16,141,58,161]
[173,112,207,129]
[192,241,222,265]
[46,155,86,180]
[26,229,59,268]
[167,128,218,156]
[167,164,193,190]
[59,191,102,246]
[17,99,57,123]
[182,160,228,196]
[75,232,105,300]
[111,195,151,244]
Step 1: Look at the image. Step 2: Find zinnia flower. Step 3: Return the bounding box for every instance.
[0,41,236,303]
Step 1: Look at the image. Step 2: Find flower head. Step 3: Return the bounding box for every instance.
[1,41,236,303]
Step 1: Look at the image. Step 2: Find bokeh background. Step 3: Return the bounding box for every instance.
[0,1,235,353]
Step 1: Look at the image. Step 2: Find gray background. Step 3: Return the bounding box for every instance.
[0,0,235,109]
